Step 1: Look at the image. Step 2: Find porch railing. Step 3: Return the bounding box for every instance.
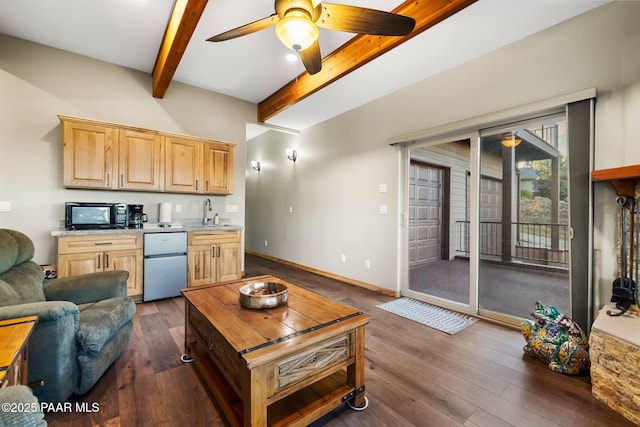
[456,220,569,267]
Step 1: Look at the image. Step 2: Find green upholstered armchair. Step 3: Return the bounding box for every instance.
[0,385,47,427]
[0,229,136,403]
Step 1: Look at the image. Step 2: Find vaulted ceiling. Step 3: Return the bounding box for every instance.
[0,0,610,133]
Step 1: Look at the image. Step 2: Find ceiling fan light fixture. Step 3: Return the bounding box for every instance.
[275,10,319,52]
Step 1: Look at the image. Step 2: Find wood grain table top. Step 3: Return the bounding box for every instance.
[0,315,38,384]
[182,275,370,367]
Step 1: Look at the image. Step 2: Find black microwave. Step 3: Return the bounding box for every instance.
[65,202,128,229]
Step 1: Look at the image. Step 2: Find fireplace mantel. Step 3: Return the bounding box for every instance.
[592,164,640,196]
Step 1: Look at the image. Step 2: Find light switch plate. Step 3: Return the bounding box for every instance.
[379,205,388,215]
[226,204,239,213]
[379,184,387,193]
[0,201,11,212]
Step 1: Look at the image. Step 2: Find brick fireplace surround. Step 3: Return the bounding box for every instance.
[590,305,640,425]
[590,166,640,425]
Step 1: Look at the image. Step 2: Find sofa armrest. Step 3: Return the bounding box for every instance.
[0,300,79,326]
[0,301,80,403]
[43,270,129,305]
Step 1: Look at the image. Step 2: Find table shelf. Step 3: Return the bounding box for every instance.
[189,340,355,427]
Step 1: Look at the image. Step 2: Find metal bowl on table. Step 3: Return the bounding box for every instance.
[239,281,288,309]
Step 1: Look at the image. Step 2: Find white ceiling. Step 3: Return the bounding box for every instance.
[0,0,609,135]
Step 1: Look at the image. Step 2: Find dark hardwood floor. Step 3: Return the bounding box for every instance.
[45,253,634,426]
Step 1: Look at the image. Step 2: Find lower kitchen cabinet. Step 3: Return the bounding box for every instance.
[187,230,241,286]
[57,234,143,299]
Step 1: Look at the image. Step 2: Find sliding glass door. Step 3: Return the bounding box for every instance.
[478,114,571,321]
[401,97,593,329]
[404,138,476,314]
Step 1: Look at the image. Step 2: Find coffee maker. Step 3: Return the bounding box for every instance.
[127,204,146,228]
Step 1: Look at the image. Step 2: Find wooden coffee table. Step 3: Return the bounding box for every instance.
[182,275,370,427]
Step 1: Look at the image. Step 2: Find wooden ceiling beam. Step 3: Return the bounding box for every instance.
[258,0,478,124]
[152,0,208,98]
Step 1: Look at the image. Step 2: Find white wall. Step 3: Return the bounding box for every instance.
[246,1,640,301]
[0,36,255,264]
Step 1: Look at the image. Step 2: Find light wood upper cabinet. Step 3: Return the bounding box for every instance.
[204,143,233,194]
[165,137,202,193]
[59,115,235,195]
[62,120,116,189]
[118,130,164,191]
[165,138,235,195]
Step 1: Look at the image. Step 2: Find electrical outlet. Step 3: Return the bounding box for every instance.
[341,254,346,263]
[288,206,293,214]
[175,204,182,213]
[379,205,388,215]
[0,201,11,212]
[365,260,371,269]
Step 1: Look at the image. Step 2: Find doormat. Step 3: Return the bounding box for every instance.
[377,298,477,335]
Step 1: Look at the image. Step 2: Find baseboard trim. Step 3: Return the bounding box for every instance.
[246,250,399,298]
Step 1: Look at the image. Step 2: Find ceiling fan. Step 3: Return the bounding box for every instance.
[207,0,416,75]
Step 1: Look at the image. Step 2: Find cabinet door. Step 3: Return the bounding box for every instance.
[217,243,240,282]
[118,130,163,191]
[62,121,116,189]
[203,144,233,194]
[187,245,214,286]
[57,252,103,277]
[165,137,202,193]
[106,249,143,297]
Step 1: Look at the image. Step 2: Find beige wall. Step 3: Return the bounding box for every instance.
[0,35,255,264]
[246,1,640,305]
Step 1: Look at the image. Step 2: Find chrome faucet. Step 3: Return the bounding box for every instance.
[203,198,213,225]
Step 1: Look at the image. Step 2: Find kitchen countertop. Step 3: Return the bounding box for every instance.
[51,222,244,237]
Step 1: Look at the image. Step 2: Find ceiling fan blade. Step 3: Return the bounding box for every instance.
[299,40,322,75]
[207,14,279,42]
[317,4,415,36]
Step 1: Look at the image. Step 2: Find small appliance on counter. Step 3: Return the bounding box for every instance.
[158,202,173,227]
[65,202,127,230]
[127,204,147,228]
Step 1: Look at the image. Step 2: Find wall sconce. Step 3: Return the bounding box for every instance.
[286,149,297,162]
[251,161,261,172]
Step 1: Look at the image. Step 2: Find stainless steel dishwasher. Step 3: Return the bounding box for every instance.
[143,232,187,302]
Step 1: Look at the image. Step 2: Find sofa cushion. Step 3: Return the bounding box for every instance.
[3,230,35,265]
[0,230,35,274]
[76,296,136,355]
[0,279,21,306]
[0,230,19,275]
[0,261,45,305]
